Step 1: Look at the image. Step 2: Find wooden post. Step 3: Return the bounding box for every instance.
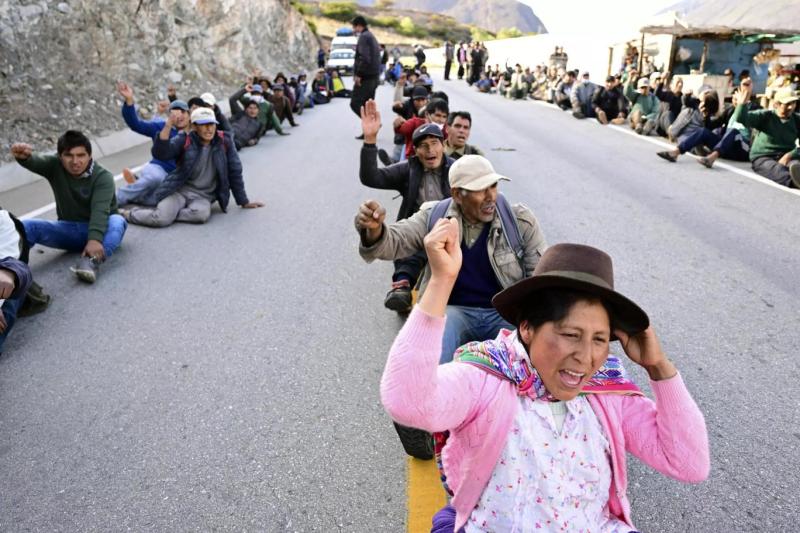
[638,33,645,71]
[667,35,677,73]
[699,40,708,73]
[608,46,613,76]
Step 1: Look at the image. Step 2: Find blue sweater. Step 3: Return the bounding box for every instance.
[121,103,180,172]
[448,224,502,308]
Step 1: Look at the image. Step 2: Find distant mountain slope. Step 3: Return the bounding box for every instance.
[357,0,548,34]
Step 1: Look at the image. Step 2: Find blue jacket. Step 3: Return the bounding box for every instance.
[121,103,180,172]
[151,131,249,211]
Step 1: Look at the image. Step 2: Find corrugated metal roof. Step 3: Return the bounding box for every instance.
[641,0,800,37]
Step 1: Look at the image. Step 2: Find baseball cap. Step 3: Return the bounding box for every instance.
[412,86,429,100]
[774,88,799,105]
[191,107,218,125]
[251,84,264,94]
[637,78,650,89]
[200,92,216,106]
[411,123,444,146]
[168,99,189,111]
[272,83,285,92]
[449,155,510,191]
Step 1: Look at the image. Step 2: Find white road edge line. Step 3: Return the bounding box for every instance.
[19,164,145,220]
[528,99,800,199]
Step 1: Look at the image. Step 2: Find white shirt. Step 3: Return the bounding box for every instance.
[466,395,631,533]
[0,210,21,308]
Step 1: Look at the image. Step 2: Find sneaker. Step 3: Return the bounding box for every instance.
[656,151,677,163]
[18,280,51,317]
[635,123,644,135]
[641,120,656,136]
[122,168,137,184]
[383,279,412,312]
[698,156,714,169]
[790,161,800,188]
[70,256,100,284]
[378,148,395,166]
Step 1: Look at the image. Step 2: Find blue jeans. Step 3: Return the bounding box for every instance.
[677,128,720,154]
[116,162,167,206]
[23,215,127,258]
[0,295,24,353]
[713,128,749,161]
[440,305,513,364]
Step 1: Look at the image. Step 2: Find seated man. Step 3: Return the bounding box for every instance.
[228,97,262,150]
[231,83,287,137]
[625,77,659,135]
[185,93,233,135]
[398,98,449,159]
[311,69,332,105]
[383,83,429,164]
[330,70,352,98]
[268,84,299,128]
[654,72,684,134]
[0,208,33,354]
[11,131,127,283]
[729,87,800,188]
[505,64,528,100]
[656,90,722,162]
[570,71,598,118]
[444,111,484,160]
[122,108,264,227]
[592,75,627,124]
[116,81,190,205]
[359,99,454,312]
[356,154,547,362]
[475,72,494,93]
[554,70,575,110]
[699,80,759,168]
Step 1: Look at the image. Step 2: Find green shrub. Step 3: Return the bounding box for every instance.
[320,1,357,21]
[496,27,523,40]
[371,15,399,29]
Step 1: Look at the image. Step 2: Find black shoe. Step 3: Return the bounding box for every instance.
[70,256,100,284]
[18,280,51,317]
[378,148,395,166]
[384,280,412,312]
[698,156,714,169]
[355,133,365,140]
[656,151,677,163]
[790,161,800,188]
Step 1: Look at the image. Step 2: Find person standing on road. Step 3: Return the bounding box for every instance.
[11,131,127,283]
[728,87,800,188]
[350,15,381,139]
[469,43,483,86]
[116,81,190,205]
[444,41,454,81]
[381,237,709,532]
[444,111,484,160]
[355,154,547,363]
[457,42,467,80]
[317,47,326,69]
[359,100,454,312]
[122,108,263,227]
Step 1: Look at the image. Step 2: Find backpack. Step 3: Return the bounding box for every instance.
[426,193,525,269]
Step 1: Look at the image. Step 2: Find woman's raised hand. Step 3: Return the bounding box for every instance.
[424,218,462,282]
[614,326,677,381]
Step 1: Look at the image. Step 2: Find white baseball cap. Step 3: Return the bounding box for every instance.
[191,107,218,125]
[449,155,510,191]
[200,92,217,106]
[637,77,650,89]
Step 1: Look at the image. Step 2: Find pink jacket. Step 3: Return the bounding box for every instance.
[381,309,710,532]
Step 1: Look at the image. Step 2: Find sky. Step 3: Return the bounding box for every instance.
[519,0,677,37]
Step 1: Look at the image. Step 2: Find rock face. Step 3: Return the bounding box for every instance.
[0,0,317,161]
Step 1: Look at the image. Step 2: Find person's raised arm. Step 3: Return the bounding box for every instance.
[11,143,56,178]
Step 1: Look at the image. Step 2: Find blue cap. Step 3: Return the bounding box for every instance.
[169,99,189,111]
[412,123,444,146]
[252,84,263,94]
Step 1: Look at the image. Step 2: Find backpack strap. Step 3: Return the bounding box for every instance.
[426,198,453,233]
[495,193,525,268]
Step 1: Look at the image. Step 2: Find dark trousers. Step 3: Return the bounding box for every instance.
[457,63,464,79]
[393,251,426,284]
[350,76,379,117]
[678,128,720,154]
[752,156,795,188]
[444,60,452,80]
[713,128,749,161]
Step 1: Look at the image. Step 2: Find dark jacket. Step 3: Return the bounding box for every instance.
[592,85,627,117]
[360,143,453,221]
[0,256,32,302]
[152,131,249,211]
[228,95,262,148]
[354,29,381,79]
[655,84,683,119]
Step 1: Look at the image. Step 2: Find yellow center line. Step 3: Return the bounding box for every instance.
[407,457,447,533]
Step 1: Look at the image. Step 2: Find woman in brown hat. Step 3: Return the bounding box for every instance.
[381,219,709,532]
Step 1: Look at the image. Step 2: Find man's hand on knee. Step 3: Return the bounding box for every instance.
[82,239,105,262]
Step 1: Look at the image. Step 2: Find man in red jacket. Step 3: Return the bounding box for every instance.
[397,98,449,158]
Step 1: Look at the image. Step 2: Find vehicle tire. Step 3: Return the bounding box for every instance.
[393,422,434,460]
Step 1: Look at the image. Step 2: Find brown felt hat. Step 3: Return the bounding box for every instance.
[492,243,649,335]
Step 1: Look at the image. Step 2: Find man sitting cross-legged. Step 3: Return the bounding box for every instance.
[355,154,547,363]
[11,131,127,283]
[121,108,264,227]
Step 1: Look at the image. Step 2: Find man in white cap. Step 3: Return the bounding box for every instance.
[624,76,659,135]
[122,107,263,227]
[729,86,800,188]
[355,155,547,363]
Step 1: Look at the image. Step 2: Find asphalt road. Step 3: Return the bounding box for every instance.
[1,74,799,532]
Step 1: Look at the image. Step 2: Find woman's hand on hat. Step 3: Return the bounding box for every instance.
[424,218,462,282]
[615,327,677,381]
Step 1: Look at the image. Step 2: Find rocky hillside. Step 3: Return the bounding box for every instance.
[0,0,317,161]
[357,0,548,34]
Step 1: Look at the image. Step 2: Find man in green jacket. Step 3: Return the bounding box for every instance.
[231,83,288,137]
[731,87,800,188]
[11,130,127,283]
[625,76,659,135]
